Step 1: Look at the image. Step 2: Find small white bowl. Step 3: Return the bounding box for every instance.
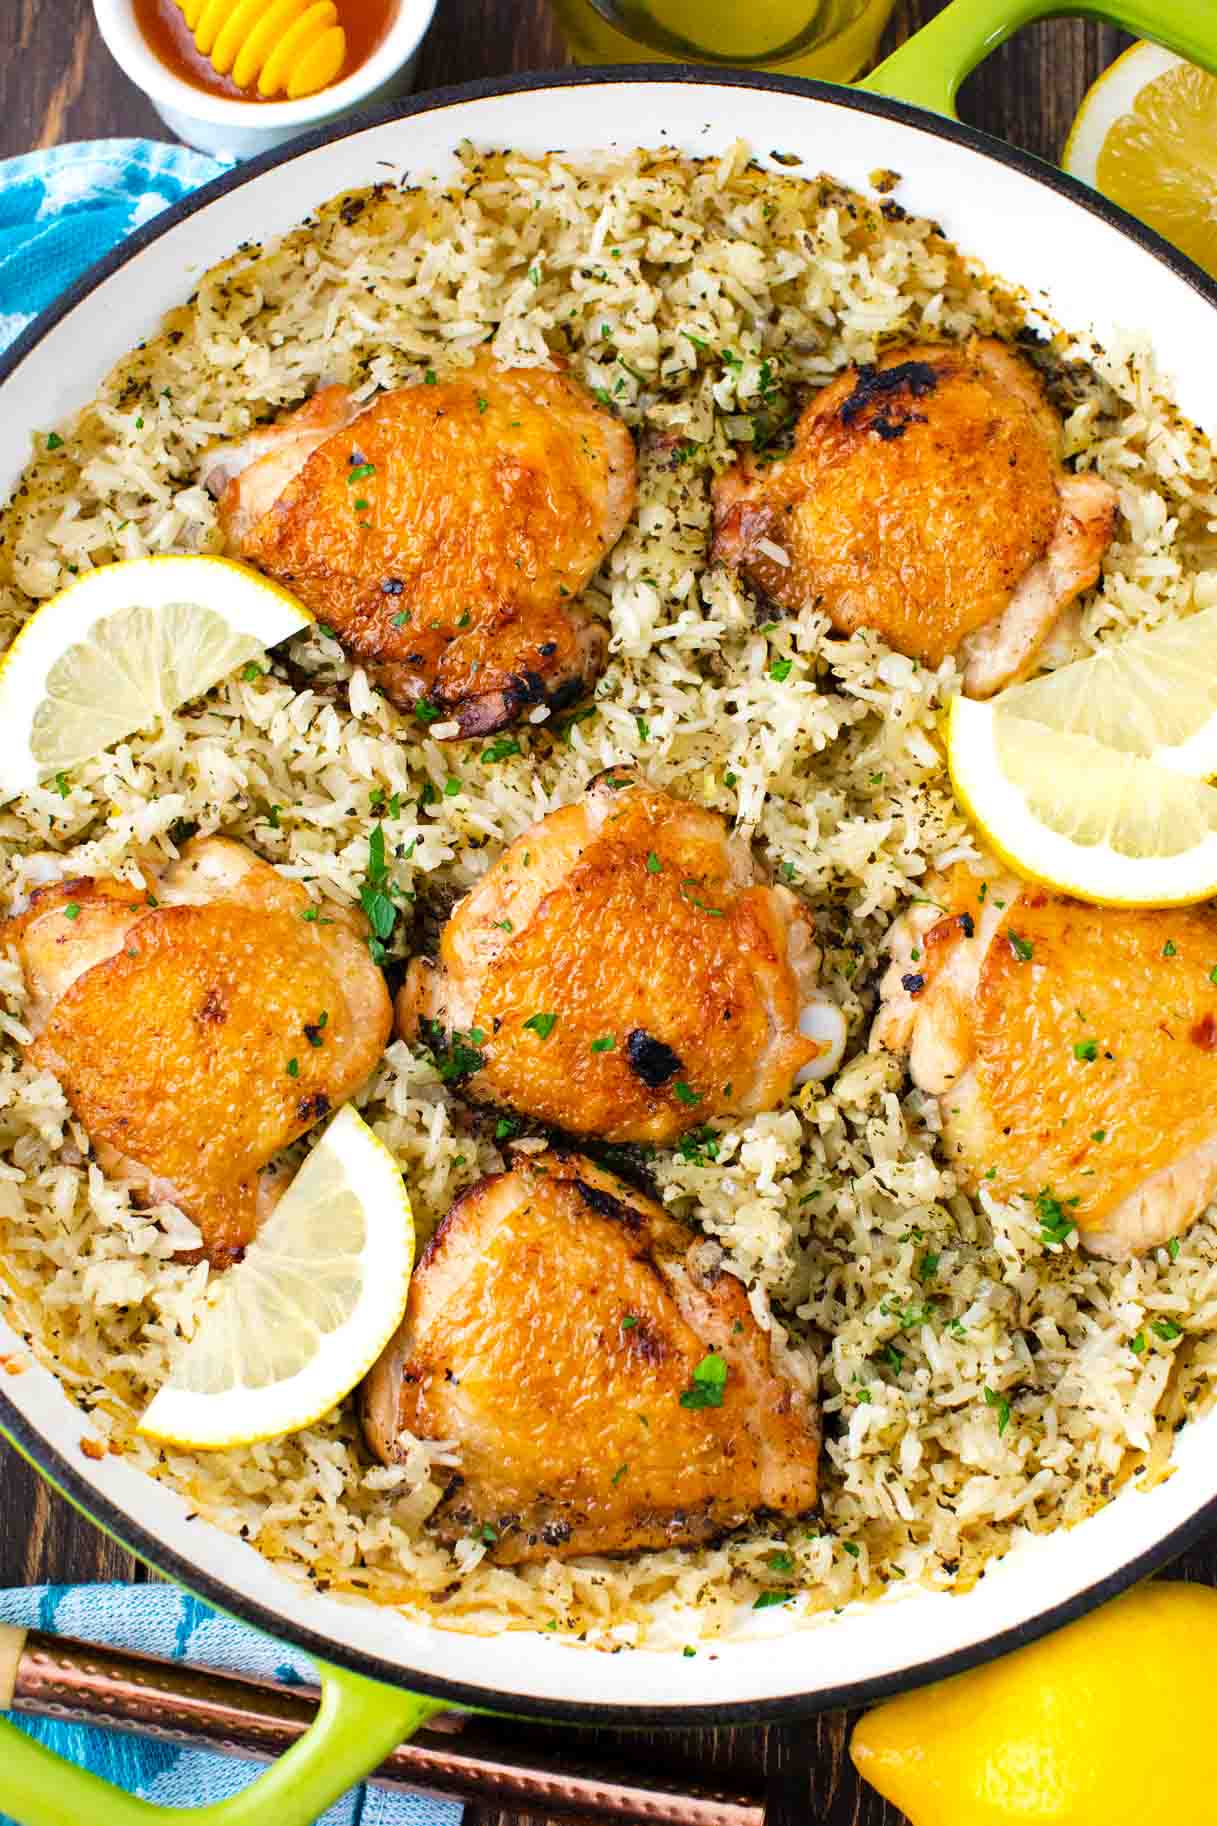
[92,0,438,161]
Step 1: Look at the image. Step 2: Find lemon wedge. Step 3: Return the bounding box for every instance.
[0,555,312,804]
[997,604,1217,776]
[139,1105,414,1451]
[1063,42,1217,277]
[949,695,1217,905]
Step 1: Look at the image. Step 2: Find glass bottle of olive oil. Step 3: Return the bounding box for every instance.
[550,0,896,83]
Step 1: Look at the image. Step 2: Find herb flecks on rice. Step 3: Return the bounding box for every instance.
[2,144,1217,1647]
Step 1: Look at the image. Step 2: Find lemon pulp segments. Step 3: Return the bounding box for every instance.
[998,603,1217,774]
[1096,59,1217,277]
[948,696,1217,906]
[29,602,261,774]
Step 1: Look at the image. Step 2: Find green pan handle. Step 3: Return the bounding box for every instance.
[861,0,1217,118]
[0,1660,444,1826]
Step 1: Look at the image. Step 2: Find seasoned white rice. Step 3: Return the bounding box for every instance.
[3,143,1217,1649]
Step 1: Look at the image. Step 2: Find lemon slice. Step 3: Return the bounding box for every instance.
[1063,41,1217,276]
[0,555,312,804]
[948,696,1217,905]
[998,605,1217,777]
[139,1105,414,1451]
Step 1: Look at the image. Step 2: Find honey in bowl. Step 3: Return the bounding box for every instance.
[133,0,400,103]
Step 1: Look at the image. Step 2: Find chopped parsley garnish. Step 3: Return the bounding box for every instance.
[917,1250,939,1283]
[353,498,370,512]
[480,1523,497,1543]
[1168,1236,1181,1261]
[495,1115,520,1141]
[674,1081,701,1105]
[1036,1187,1078,1246]
[635,716,650,742]
[476,396,488,414]
[621,1313,639,1330]
[560,706,597,744]
[1091,1129,1106,1143]
[883,1341,905,1372]
[1152,1318,1183,1342]
[494,918,514,933]
[984,1386,1011,1434]
[611,1463,629,1485]
[482,737,521,762]
[457,610,471,627]
[646,850,662,874]
[679,1352,727,1409]
[841,1541,860,1558]
[241,662,262,682]
[1163,940,1178,957]
[591,1034,615,1053]
[304,1011,328,1048]
[753,1589,793,1610]
[1073,1039,1098,1062]
[317,623,336,639]
[769,658,793,682]
[391,610,411,627]
[1007,930,1033,962]
[46,432,63,450]
[63,902,80,921]
[443,777,461,798]
[678,1124,719,1166]
[414,699,443,723]
[424,369,437,384]
[724,770,738,787]
[523,1011,557,1040]
[1209,966,1217,986]
[347,463,376,483]
[54,772,71,799]
[267,804,281,829]
[1131,1331,1147,1355]
[678,878,725,917]
[420,1018,486,1083]
[767,1550,794,1573]
[359,824,401,963]
[286,1057,300,1078]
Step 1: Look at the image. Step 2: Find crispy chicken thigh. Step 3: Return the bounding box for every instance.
[398,774,846,1142]
[2,837,392,1265]
[362,1148,820,1560]
[712,339,1117,696]
[872,864,1217,1258]
[205,356,637,737]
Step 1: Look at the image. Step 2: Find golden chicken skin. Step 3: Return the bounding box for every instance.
[204,355,637,737]
[872,863,1217,1258]
[2,837,392,1266]
[712,338,1117,697]
[397,773,846,1142]
[361,1147,820,1560]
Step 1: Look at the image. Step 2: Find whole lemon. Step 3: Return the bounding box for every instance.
[851,1582,1216,1825]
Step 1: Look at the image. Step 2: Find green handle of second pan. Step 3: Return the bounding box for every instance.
[0,1665,445,1826]
[862,0,1217,117]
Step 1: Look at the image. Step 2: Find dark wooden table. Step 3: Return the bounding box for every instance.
[2,4,1214,1824]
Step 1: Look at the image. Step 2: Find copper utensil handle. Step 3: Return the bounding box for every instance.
[9,1628,765,1826]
